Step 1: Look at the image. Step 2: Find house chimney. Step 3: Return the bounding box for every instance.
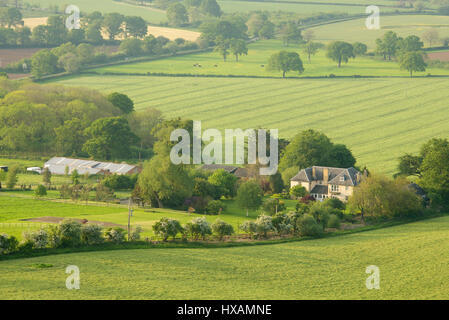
[323,168,329,183]
[312,167,316,179]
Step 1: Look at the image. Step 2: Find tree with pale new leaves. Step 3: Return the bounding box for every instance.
[236,180,264,217]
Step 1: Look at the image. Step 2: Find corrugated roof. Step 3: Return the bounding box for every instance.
[44,157,137,175]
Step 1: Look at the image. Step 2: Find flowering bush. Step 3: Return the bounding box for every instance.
[59,220,82,247]
[153,218,184,241]
[105,227,127,243]
[23,229,48,249]
[211,219,234,240]
[81,224,104,245]
[184,217,212,240]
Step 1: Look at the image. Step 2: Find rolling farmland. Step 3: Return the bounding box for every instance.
[52,75,449,175]
[32,0,167,24]
[91,40,449,77]
[310,15,449,48]
[2,215,449,299]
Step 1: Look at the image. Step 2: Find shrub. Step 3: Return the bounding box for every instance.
[297,216,323,237]
[290,185,307,199]
[23,229,48,249]
[211,219,234,240]
[206,200,225,215]
[102,174,137,190]
[309,202,331,230]
[287,211,304,234]
[34,185,47,197]
[152,218,184,241]
[327,215,341,229]
[0,234,18,255]
[300,194,316,204]
[81,224,104,245]
[254,214,275,238]
[130,225,143,241]
[46,224,62,248]
[272,213,293,235]
[184,217,212,240]
[105,227,127,243]
[296,202,310,214]
[240,221,257,237]
[324,198,346,210]
[263,198,286,215]
[59,220,82,247]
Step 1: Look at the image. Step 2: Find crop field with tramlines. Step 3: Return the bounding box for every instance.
[52,75,449,175]
[2,215,449,299]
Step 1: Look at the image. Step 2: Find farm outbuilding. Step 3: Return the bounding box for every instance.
[44,157,140,176]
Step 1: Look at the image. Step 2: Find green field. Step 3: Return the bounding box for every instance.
[33,0,167,24]
[218,0,406,14]
[52,75,449,175]
[0,194,279,240]
[1,215,449,299]
[91,40,449,77]
[310,15,449,48]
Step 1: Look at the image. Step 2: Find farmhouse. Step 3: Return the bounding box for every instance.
[44,157,140,176]
[290,166,361,202]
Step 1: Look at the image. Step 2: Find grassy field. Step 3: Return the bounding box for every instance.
[52,75,449,175]
[0,193,283,240]
[32,0,167,24]
[91,40,449,77]
[310,15,449,49]
[1,214,449,299]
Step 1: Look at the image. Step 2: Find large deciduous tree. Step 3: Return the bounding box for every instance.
[138,155,193,208]
[267,51,304,78]
[326,41,354,67]
[279,129,355,171]
[83,117,139,160]
[398,51,427,77]
[229,38,247,61]
[103,13,124,40]
[167,3,188,27]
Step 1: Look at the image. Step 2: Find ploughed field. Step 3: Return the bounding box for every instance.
[53,75,449,175]
[1,215,449,299]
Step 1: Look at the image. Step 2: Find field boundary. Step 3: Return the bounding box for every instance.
[75,71,449,80]
[1,212,446,261]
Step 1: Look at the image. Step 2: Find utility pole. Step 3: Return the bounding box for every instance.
[127,197,133,241]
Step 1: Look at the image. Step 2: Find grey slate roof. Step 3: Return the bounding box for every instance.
[291,166,360,186]
[44,157,138,175]
[200,164,238,173]
[310,185,329,195]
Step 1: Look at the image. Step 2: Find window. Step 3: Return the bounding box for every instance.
[340,176,345,182]
[331,185,339,192]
